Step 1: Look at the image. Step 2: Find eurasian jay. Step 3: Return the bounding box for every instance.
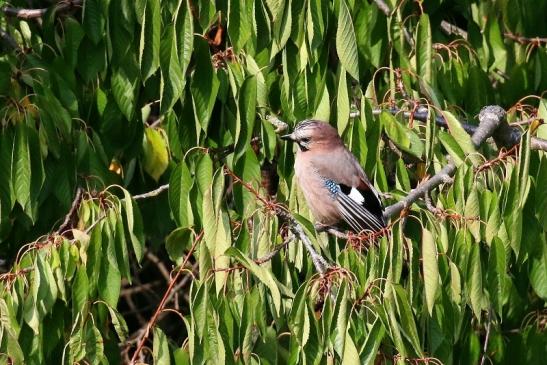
[282,120,386,233]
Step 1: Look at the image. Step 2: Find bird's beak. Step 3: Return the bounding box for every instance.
[281,133,295,141]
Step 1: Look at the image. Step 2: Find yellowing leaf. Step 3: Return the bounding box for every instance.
[142,128,169,181]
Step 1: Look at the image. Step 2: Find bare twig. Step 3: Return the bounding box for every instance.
[275,209,330,274]
[266,114,289,133]
[480,310,493,365]
[2,0,82,19]
[373,0,391,16]
[440,20,468,39]
[57,187,83,235]
[133,184,169,200]
[504,31,547,45]
[384,105,507,218]
[56,187,83,235]
[129,230,203,364]
[145,252,171,283]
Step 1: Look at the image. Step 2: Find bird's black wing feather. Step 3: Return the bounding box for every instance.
[336,184,385,232]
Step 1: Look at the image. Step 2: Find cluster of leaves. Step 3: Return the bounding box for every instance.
[0,0,546,364]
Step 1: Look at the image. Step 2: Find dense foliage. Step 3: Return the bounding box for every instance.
[0,0,546,363]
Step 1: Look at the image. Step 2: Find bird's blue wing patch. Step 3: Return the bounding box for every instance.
[323,179,341,198]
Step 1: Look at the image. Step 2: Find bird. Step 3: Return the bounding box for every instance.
[281,120,386,233]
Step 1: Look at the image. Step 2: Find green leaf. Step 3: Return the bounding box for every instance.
[11,123,31,210]
[154,327,171,365]
[488,238,507,313]
[469,243,483,319]
[190,39,219,132]
[422,228,439,316]
[337,67,350,135]
[342,335,360,365]
[360,317,385,365]
[530,236,547,300]
[449,262,462,305]
[444,111,480,166]
[234,76,258,160]
[228,0,253,51]
[196,154,213,195]
[111,68,137,120]
[83,0,105,44]
[381,112,424,158]
[438,130,466,166]
[142,128,169,181]
[214,212,231,295]
[465,187,481,241]
[169,161,194,227]
[336,0,360,80]
[84,324,104,363]
[175,0,194,78]
[416,14,432,84]
[226,247,281,315]
[166,227,193,265]
[72,267,88,316]
[121,189,145,262]
[98,223,122,307]
[333,281,349,359]
[139,0,161,81]
[271,0,292,57]
[232,149,260,217]
[64,18,85,69]
[160,26,185,115]
[518,130,531,208]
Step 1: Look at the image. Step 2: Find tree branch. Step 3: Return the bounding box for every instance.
[56,187,83,235]
[384,105,507,218]
[133,184,169,200]
[440,20,468,39]
[2,0,83,19]
[366,106,547,151]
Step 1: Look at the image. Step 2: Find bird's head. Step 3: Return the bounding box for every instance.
[281,120,341,152]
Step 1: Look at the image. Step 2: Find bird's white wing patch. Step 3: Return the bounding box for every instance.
[348,187,365,205]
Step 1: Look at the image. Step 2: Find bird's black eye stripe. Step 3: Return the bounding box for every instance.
[300,137,310,143]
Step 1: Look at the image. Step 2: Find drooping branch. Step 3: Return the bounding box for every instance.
[384,105,507,218]
[2,0,83,19]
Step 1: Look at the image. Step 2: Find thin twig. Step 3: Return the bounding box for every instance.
[275,208,330,274]
[129,230,203,364]
[2,0,83,19]
[440,20,468,39]
[57,187,83,235]
[480,310,493,365]
[266,114,289,133]
[504,31,547,45]
[373,0,391,16]
[133,184,169,200]
[145,252,171,283]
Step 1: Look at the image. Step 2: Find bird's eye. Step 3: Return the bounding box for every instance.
[300,137,310,143]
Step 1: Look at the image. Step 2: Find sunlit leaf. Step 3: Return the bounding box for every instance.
[336,0,360,80]
[422,228,438,316]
